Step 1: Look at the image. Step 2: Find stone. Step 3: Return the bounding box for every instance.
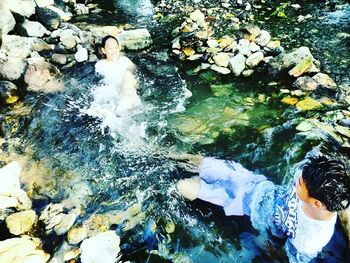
[0,56,27,82]
[296,97,322,111]
[288,57,313,77]
[249,42,260,53]
[5,210,37,235]
[75,4,89,15]
[2,0,36,18]
[35,6,62,30]
[296,120,314,132]
[210,84,233,97]
[67,226,88,245]
[117,29,153,50]
[74,46,88,62]
[32,38,54,52]
[242,69,254,77]
[63,248,80,261]
[255,30,271,47]
[246,51,264,67]
[18,19,50,37]
[60,29,77,48]
[0,6,16,36]
[187,54,202,61]
[183,47,195,57]
[189,9,205,23]
[213,53,230,67]
[1,35,34,58]
[281,96,298,105]
[335,125,350,138]
[54,212,78,235]
[89,26,122,39]
[312,73,337,89]
[80,231,120,263]
[24,61,63,93]
[207,39,219,48]
[218,37,235,50]
[51,54,68,65]
[236,39,251,56]
[241,25,260,41]
[0,81,19,104]
[46,5,72,22]
[293,76,318,91]
[229,54,246,76]
[210,65,231,74]
[0,237,46,263]
[34,0,54,7]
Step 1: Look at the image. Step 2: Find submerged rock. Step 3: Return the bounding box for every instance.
[0,81,19,104]
[80,231,120,263]
[296,97,322,111]
[117,29,153,50]
[288,57,313,77]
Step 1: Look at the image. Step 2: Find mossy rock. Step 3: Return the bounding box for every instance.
[296,97,322,111]
[210,84,234,97]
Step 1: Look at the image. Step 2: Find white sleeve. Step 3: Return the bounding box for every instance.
[95,60,104,75]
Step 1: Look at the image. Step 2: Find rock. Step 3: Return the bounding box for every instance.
[34,0,54,7]
[213,53,230,67]
[24,61,63,93]
[0,81,19,104]
[241,25,261,41]
[18,19,50,37]
[246,51,264,67]
[189,9,205,23]
[63,248,80,261]
[210,65,231,74]
[281,96,298,105]
[210,84,233,97]
[0,6,16,36]
[117,29,153,50]
[255,30,271,47]
[80,231,120,263]
[54,212,78,235]
[35,6,62,30]
[249,42,260,53]
[335,125,350,138]
[218,37,236,51]
[242,69,254,77]
[229,54,246,76]
[293,76,318,91]
[296,120,314,132]
[75,4,89,15]
[265,40,281,53]
[89,26,122,39]
[312,73,337,89]
[236,39,251,56]
[67,226,88,245]
[207,39,219,48]
[32,38,54,52]
[5,210,37,235]
[51,54,68,65]
[182,47,195,57]
[2,0,36,18]
[1,35,34,58]
[46,5,72,22]
[60,29,77,48]
[187,54,202,61]
[0,237,46,263]
[0,57,27,81]
[296,97,322,111]
[288,57,313,77]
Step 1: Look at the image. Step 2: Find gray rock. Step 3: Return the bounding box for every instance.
[229,53,246,76]
[2,0,36,18]
[51,53,68,65]
[213,52,230,67]
[0,56,27,81]
[67,226,88,245]
[35,6,62,30]
[312,73,337,89]
[18,19,50,37]
[75,3,89,15]
[80,231,120,263]
[242,69,254,77]
[0,6,16,36]
[246,51,264,67]
[236,39,251,56]
[293,76,318,91]
[5,210,37,235]
[1,35,34,58]
[0,237,46,263]
[210,65,231,74]
[35,0,54,8]
[60,29,77,48]
[255,30,271,47]
[117,29,153,50]
[0,81,19,104]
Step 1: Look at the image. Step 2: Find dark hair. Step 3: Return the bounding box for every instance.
[302,155,350,212]
[101,35,120,49]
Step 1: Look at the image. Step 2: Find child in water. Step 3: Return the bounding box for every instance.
[176,154,350,262]
[95,35,141,113]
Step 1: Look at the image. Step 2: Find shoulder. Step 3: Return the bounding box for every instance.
[95,60,106,72]
[119,55,134,67]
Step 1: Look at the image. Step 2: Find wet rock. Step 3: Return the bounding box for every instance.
[293,76,318,91]
[75,4,89,15]
[46,5,72,22]
[0,237,47,263]
[35,6,62,30]
[288,57,313,77]
[229,53,246,76]
[249,41,260,53]
[0,81,19,104]
[60,29,77,48]
[312,73,337,89]
[246,51,264,67]
[281,97,298,105]
[296,97,322,111]
[80,231,121,263]
[335,125,350,138]
[1,35,34,58]
[67,226,88,245]
[0,57,27,82]
[2,0,36,18]
[5,210,37,235]
[24,60,63,93]
[74,46,88,62]
[212,52,230,67]
[117,29,153,50]
[210,84,233,97]
[242,69,254,77]
[0,6,16,36]
[17,19,50,37]
[210,64,231,74]
[255,30,271,47]
[89,26,122,39]
[64,248,80,261]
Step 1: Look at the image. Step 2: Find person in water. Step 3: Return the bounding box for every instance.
[95,35,141,113]
[176,154,350,262]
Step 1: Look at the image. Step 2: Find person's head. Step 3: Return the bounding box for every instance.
[100,35,121,61]
[296,155,350,212]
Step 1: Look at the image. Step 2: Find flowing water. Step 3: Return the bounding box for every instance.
[1,0,350,262]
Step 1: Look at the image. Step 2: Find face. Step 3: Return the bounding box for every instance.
[102,38,120,61]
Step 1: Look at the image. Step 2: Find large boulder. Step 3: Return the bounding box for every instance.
[0,56,27,81]
[35,6,62,30]
[80,231,120,263]
[24,61,64,93]
[0,5,16,36]
[5,210,37,235]
[0,81,19,104]
[268,46,320,77]
[1,0,36,18]
[17,19,50,37]
[117,29,153,50]
[0,237,47,263]
[1,35,34,58]
[229,53,246,76]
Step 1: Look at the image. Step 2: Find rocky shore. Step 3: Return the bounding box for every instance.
[0,0,349,261]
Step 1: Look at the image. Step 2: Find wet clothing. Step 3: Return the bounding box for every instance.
[198,158,337,263]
